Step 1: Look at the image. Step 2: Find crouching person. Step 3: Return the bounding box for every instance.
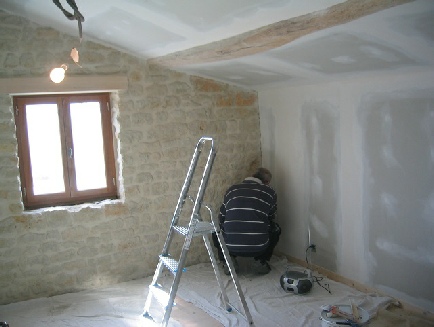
[212,168,281,275]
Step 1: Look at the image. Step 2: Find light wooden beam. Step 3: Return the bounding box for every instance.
[149,0,414,68]
[0,75,128,95]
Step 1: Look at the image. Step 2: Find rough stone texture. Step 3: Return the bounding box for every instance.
[0,10,261,304]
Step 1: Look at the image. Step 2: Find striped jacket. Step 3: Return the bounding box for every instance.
[219,177,277,255]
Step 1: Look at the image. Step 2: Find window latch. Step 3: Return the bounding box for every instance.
[68,148,73,158]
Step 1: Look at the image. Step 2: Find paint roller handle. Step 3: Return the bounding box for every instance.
[336,322,361,327]
[350,300,361,323]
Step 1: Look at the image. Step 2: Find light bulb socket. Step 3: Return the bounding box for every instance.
[50,64,68,83]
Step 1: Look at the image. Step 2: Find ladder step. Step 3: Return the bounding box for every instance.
[149,284,176,308]
[160,255,186,275]
[143,138,253,326]
[174,221,215,236]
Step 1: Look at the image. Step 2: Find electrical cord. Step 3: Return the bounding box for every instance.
[52,0,83,21]
[305,245,332,294]
[311,275,332,294]
[305,244,314,263]
[52,0,84,41]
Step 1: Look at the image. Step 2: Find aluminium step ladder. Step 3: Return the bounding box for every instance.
[142,136,254,326]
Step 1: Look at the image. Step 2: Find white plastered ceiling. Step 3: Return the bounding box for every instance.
[0,0,433,88]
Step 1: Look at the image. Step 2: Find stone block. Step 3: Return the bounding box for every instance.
[191,76,225,93]
[0,9,260,304]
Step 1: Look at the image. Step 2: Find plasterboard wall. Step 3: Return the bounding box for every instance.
[258,70,434,313]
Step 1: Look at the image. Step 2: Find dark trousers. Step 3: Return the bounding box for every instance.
[212,222,281,263]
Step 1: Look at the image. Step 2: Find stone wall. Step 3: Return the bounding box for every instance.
[0,10,261,304]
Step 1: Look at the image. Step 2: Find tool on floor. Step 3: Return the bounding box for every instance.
[320,303,370,327]
[142,137,254,327]
[280,227,314,295]
[280,270,313,294]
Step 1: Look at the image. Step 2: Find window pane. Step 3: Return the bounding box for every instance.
[26,104,65,195]
[70,102,107,191]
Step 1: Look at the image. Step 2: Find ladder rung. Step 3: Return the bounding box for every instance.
[173,221,215,236]
[144,138,253,327]
[160,255,186,274]
[149,284,176,308]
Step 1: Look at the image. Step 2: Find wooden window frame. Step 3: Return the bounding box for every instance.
[14,93,118,209]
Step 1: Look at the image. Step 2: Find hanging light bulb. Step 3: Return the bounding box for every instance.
[49,64,68,83]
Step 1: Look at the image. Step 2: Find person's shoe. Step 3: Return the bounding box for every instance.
[223,256,239,276]
[252,260,271,275]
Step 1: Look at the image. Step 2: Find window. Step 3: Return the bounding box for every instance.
[14,93,118,209]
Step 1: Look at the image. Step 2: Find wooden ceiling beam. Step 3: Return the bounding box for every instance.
[149,0,413,68]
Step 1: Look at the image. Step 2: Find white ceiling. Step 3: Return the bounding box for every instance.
[1,0,433,89]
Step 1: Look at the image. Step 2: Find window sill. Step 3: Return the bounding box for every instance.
[22,198,124,214]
